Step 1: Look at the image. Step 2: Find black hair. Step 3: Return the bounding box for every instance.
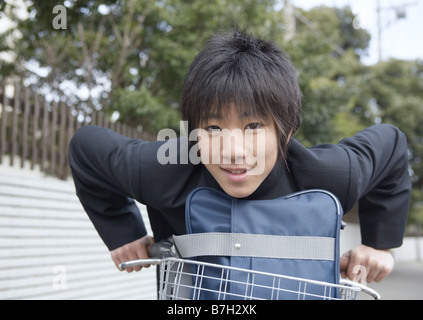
[180,27,302,157]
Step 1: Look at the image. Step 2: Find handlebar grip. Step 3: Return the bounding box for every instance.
[149,237,175,258]
[119,237,177,271]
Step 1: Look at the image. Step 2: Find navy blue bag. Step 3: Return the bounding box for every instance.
[173,187,343,300]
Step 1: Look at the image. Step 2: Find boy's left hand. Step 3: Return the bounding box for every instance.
[340,244,394,283]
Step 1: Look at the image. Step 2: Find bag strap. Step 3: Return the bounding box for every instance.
[173,232,335,261]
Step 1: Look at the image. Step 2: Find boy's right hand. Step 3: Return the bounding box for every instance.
[110,235,155,272]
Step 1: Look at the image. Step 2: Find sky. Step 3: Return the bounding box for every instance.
[290,0,423,65]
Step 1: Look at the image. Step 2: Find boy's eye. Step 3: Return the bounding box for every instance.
[245,122,262,130]
[205,125,222,135]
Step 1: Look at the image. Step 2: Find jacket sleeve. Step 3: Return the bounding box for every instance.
[339,124,412,249]
[68,125,149,251]
[289,124,411,249]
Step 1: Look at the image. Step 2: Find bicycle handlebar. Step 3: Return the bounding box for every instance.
[118,237,381,300]
[119,258,162,270]
[149,237,176,258]
[119,238,176,271]
[340,279,381,300]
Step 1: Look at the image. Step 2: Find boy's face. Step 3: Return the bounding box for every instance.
[198,105,279,198]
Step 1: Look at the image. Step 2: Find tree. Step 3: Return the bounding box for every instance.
[282,6,371,146]
[0,1,23,82]
[2,0,278,134]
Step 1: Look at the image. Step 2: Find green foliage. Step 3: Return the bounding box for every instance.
[284,6,370,145]
[110,87,180,133]
[2,0,280,131]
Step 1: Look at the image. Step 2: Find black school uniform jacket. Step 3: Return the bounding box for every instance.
[68,124,412,251]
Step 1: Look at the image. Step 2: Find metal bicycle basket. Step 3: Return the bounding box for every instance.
[158,257,380,300]
[121,256,380,300]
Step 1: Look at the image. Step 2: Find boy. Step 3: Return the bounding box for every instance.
[69,28,411,284]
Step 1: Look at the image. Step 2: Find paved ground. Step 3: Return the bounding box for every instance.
[359,262,423,300]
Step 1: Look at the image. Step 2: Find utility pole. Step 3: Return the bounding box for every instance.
[284,0,296,42]
[377,0,382,62]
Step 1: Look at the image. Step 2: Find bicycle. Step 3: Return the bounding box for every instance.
[119,238,381,300]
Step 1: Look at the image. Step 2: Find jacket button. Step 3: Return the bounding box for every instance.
[234,243,241,250]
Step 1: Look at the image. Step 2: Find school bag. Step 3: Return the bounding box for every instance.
[173,187,343,300]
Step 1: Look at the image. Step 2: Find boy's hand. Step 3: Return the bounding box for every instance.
[340,244,394,283]
[110,235,155,272]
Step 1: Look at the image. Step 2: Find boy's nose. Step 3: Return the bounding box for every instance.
[221,130,246,164]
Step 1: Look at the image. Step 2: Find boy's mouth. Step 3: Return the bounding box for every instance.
[221,167,250,174]
[220,167,253,181]
[225,169,247,174]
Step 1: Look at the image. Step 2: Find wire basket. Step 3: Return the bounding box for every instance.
[155,257,379,300]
